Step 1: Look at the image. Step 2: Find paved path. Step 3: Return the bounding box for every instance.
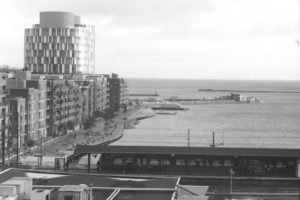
[29,115,125,156]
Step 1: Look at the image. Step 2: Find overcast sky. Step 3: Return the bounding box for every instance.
[0,0,299,80]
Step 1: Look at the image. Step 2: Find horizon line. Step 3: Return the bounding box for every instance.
[123,77,300,81]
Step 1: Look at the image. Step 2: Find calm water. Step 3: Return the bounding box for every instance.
[75,79,300,167]
[124,79,300,148]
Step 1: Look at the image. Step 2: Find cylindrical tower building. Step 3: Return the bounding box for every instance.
[24,11,95,74]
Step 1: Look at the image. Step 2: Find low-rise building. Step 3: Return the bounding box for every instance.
[0,169,209,200]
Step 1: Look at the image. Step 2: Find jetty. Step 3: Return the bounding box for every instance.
[165,93,259,104]
[198,89,300,94]
[129,92,159,96]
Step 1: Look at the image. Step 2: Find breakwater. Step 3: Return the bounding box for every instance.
[198,89,300,94]
[129,92,159,96]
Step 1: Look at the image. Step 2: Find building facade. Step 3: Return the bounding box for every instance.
[87,75,109,114]
[24,11,95,74]
[108,74,121,112]
[7,72,47,144]
[0,73,9,162]
[7,97,26,155]
[120,78,128,110]
[76,80,94,122]
[46,78,78,136]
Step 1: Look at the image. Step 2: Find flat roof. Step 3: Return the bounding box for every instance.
[0,169,178,189]
[110,129,300,149]
[74,145,300,157]
[58,184,87,192]
[0,169,179,200]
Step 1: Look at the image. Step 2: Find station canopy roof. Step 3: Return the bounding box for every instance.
[74,145,300,157]
[75,128,300,157]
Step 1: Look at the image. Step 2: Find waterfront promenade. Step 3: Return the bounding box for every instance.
[30,117,123,156]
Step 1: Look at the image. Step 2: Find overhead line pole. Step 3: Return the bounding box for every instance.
[187,128,190,147]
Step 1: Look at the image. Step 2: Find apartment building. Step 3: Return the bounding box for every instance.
[87,75,109,114]
[0,73,9,162]
[7,97,26,154]
[7,71,47,143]
[72,75,94,122]
[46,78,77,136]
[120,78,128,110]
[108,73,121,112]
[24,11,95,74]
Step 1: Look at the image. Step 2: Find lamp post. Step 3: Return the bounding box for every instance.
[187,128,190,147]
[229,168,235,198]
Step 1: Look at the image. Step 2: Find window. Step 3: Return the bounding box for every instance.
[123,157,134,164]
[204,159,210,167]
[64,195,74,200]
[187,160,197,166]
[150,159,160,166]
[212,160,223,167]
[161,159,170,166]
[276,161,284,168]
[176,159,185,166]
[113,158,123,165]
[224,160,234,167]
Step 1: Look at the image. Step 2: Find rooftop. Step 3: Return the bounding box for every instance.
[74,145,300,157]
[110,128,300,149]
[58,184,88,192]
[0,169,204,200]
[0,169,178,189]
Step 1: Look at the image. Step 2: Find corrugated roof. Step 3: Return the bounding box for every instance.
[74,145,300,157]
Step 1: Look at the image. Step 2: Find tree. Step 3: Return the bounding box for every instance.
[67,120,76,130]
[83,117,96,130]
[27,139,35,147]
[104,108,114,120]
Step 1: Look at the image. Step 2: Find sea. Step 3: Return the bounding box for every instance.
[124,79,300,149]
[74,79,300,168]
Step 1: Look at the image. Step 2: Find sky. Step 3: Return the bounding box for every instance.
[0,0,300,80]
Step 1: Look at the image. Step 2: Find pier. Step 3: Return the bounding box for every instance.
[198,89,300,94]
[129,92,159,96]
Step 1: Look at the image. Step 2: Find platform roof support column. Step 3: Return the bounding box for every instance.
[88,153,91,173]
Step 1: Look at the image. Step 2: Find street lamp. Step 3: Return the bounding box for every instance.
[229,168,235,197]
